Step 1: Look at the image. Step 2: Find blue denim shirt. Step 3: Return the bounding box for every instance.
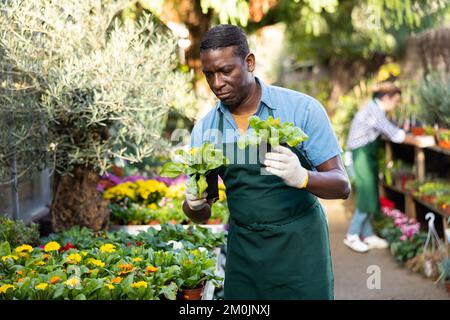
[190,77,342,168]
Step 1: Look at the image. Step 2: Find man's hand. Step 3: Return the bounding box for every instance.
[185,177,208,211]
[263,145,308,188]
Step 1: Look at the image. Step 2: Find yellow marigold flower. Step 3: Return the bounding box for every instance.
[1,255,19,262]
[105,284,115,290]
[66,253,82,264]
[18,252,29,258]
[43,254,51,260]
[81,251,88,257]
[88,258,105,268]
[131,281,147,289]
[0,284,15,294]
[44,241,61,252]
[15,244,33,253]
[17,277,25,283]
[148,203,158,210]
[145,266,158,274]
[100,244,116,253]
[16,270,24,276]
[190,147,197,155]
[111,277,122,284]
[65,277,80,288]
[49,276,61,284]
[36,261,45,266]
[132,257,142,263]
[35,283,48,290]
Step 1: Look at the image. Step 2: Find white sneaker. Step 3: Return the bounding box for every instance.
[363,235,389,249]
[343,234,369,253]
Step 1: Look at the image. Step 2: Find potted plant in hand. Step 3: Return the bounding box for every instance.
[160,143,228,200]
[237,116,309,167]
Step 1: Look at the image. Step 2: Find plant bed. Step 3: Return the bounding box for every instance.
[0,224,224,300]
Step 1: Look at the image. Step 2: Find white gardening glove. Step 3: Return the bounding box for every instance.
[185,177,208,211]
[263,145,309,188]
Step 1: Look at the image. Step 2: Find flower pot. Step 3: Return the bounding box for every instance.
[411,126,425,136]
[179,284,204,300]
[438,140,450,150]
[421,195,437,205]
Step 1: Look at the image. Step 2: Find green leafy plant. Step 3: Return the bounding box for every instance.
[0,217,40,247]
[437,257,450,284]
[416,71,450,127]
[160,143,228,198]
[237,116,309,149]
[0,223,224,300]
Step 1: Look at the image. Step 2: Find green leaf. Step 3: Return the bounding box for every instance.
[0,241,11,256]
[197,175,208,199]
[52,285,65,299]
[187,176,198,196]
[160,162,185,178]
[74,293,87,300]
[159,282,178,300]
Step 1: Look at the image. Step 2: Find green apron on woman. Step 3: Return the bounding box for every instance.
[352,138,380,216]
[217,108,334,300]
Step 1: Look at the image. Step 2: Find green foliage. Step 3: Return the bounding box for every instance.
[415,181,450,198]
[331,81,372,149]
[0,217,40,247]
[416,72,450,127]
[389,232,427,264]
[437,257,450,282]
[238,116,309,149]
[284,1,449,63]
[0,0,197,183]
[160,143,228,198]
[0,224,223,299]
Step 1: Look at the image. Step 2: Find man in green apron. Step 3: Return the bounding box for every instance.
[182,24,350,300]
[344,83,423,253]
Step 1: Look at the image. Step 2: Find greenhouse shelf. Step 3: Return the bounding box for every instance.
[380,139,450,246]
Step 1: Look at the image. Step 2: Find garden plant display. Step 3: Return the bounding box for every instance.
[160,142,228,199]
[0,224,224,300]
[0,217,40,247]
[237,116,309,149]
[414,181,450,204]
[103,177,229,225]
[379,203,427,264]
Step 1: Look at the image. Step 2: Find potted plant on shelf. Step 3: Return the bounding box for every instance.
[436,129,450,150]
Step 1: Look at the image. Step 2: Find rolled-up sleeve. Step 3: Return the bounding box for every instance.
[301,99,343,167]
[370,108,405,143]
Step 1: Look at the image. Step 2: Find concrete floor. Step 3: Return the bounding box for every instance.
[321,198,449,300]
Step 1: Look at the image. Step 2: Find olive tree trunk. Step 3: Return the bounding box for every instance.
[51,165,109,232]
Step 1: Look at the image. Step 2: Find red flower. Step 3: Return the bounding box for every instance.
[136,241,143,247]
[127,242,133,247]
[59,242,77,252]
[379,197,395,209]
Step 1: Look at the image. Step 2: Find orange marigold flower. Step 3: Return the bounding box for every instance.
[111,277,122,284]
[49,276,61,284]
[145,266,158,274]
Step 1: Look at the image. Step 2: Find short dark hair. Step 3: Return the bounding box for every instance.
[372,82,402,99]
[200,24,250,60]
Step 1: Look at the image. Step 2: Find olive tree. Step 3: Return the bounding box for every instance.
[0,0,196,230]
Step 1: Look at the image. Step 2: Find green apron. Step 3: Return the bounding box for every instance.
[217,108,334,300]
[352,138,380,216]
